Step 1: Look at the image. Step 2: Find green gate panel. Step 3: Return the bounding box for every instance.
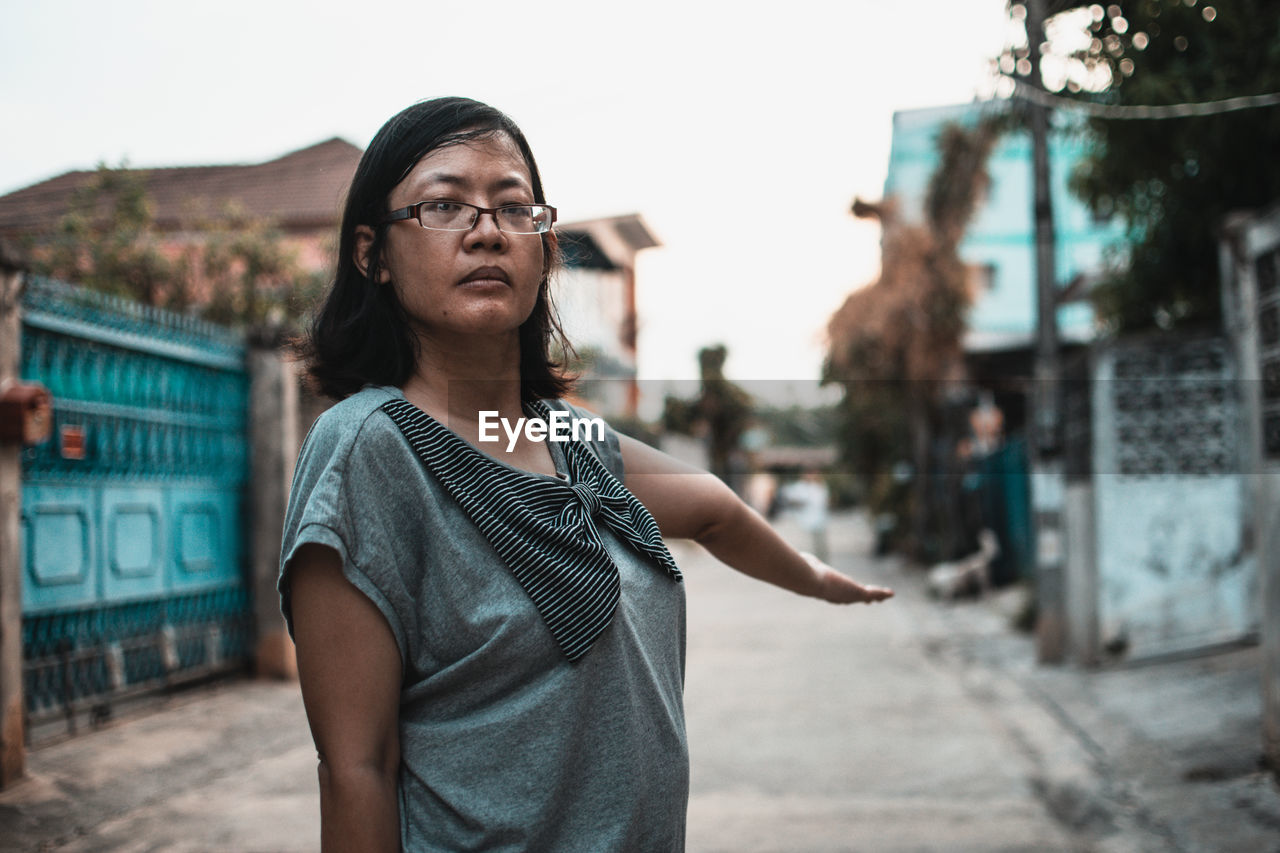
[18,276,252,728]
[170,488,241,591]
[102,486,166,600]
[22,484,98,611]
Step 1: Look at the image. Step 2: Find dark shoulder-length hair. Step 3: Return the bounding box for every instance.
[299,96,574,402]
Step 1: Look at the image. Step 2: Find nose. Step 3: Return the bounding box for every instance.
[465,209,508,251]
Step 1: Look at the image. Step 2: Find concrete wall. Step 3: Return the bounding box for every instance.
[1261,467,1280,777]
[1220,205,1280,775]
[249,349,299,680]
[1059,336,1256,666]
[1091,339,1254,660]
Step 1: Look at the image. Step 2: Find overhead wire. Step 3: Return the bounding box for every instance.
[1003,75,1280,119]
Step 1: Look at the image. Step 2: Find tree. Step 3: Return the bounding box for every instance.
[825,119,1000,560]
[29,162,318,338]
[35,164,177,307]
[1001,0,1280,332]
[190,202,317,339]
[661,344,753,484]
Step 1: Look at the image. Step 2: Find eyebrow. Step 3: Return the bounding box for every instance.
[415,173,531,194]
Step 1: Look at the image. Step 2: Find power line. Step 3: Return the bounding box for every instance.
[1004,76,1280,119]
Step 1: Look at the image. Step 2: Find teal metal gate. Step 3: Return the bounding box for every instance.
[18,276,251,736]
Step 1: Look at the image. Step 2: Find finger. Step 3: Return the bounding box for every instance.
[859,585,894,602]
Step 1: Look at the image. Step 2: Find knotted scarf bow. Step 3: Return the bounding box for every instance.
[380,398,682,662]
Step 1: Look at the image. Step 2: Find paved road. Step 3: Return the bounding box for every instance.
[0,680,317,852]
[3,510,1277,851]
[679,516,1079,853]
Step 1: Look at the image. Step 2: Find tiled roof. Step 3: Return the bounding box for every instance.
[0,138,362,234]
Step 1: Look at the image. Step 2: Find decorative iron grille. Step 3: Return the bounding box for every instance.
[18,276,251,739]
[1111,338,1236,477]
[22,588,252,732]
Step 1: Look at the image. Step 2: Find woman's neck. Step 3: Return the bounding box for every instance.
[399,332,524,436]
[399,330,560,478]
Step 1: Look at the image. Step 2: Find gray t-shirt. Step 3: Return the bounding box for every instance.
[279,385,688,852]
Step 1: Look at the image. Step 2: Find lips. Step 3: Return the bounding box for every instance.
[459,266,511,286]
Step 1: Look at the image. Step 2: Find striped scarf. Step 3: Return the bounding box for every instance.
[380,398,682,662]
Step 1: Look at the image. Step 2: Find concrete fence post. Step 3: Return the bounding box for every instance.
[249,347,299,680]
[1263,487,1280,778]
[1220,208,1280,779]
[0,255,25,788]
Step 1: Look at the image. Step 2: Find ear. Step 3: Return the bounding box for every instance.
[542,229,558,275]
[353,225,391,283]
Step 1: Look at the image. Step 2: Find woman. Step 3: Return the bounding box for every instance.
[280,96,892,852]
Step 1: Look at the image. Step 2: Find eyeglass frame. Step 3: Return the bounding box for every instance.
[380,200,558,234]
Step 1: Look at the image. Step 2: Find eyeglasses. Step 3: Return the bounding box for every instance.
[381,201,557,234]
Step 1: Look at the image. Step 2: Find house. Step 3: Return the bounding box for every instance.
[884,103,1266,667]
[871,101,1126,581]
[0,141,654,418]
[882,101,1126,428]
[553,214,660,419]
[0,138,363,276]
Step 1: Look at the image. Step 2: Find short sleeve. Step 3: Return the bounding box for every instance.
[277,391,414,666]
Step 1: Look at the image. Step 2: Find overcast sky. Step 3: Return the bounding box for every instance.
[2,0,1014,393]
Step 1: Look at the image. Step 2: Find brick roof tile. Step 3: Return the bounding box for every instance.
[0,138,362,234]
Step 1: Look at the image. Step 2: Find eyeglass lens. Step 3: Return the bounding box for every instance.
[418,202,552,234]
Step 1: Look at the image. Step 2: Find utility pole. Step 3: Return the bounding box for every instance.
[1025,0,1067,664]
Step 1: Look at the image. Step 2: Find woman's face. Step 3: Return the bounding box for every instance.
[370,134,550,349]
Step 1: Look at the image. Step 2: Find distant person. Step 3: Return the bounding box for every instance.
[969,391,1004,455]
[279,97,892,852]
[782,469,831,563]
[745,469,779,517]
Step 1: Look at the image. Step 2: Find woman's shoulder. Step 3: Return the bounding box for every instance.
[298,385,407,467]
[287,386,418,537]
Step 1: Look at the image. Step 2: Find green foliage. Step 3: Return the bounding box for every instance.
[1016,0,1280,332]
[750,403,839,448]
[825,119,999,558]
[190,203,304,334]
[661,344,753,481]
[660,394,700,436]
[29,162,316,338]
[827,380,912,481]
[36,163,177,306]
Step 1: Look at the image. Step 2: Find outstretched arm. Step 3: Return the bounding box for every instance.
[619,435,893,604]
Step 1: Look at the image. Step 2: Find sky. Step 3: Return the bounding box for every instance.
[1,0,1015,393]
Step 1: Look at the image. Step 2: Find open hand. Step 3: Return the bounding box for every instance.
[802,553,895,605]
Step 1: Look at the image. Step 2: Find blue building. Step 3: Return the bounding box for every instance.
[880,101,1129,580]
[883,102,1125,361]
